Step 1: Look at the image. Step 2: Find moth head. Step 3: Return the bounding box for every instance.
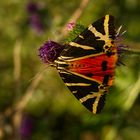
[103,39,116,54]
[98,84,108,93]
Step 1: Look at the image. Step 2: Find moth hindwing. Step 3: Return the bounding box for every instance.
[55,15,117,114]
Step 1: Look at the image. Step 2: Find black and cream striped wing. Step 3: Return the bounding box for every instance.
[58,70,106,114]
[59,15,115,59]
[55,15,116,114]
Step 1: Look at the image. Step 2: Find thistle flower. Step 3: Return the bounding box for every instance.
[19,114,34,140]
[30,14,43,32]
[38,41,64,64]
[26,1,47,33]
[27,2,38,14]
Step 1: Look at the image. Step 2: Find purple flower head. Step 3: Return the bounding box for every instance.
[26,1,47,33]
[38,41,64,64]
[27,2,38,14]
[66,22,75,31]
[19,114,34,139]
[30,14,43,33]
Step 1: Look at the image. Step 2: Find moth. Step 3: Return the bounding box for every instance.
[39,15,119,114]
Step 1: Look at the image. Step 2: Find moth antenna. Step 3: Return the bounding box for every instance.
[121,30,127,36]
[116,25,126,37]
[116,25,122,36]
[28,64,51,83]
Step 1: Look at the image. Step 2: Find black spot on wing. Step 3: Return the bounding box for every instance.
[102,60,108,71]
[96,94,106,113]
[103,75,109,85]
[106,51,115,57]
[85,73,93,77]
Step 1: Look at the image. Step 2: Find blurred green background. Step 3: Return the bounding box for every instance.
[0,0,140,140]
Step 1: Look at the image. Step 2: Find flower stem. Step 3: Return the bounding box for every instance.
[125,48,140,55]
